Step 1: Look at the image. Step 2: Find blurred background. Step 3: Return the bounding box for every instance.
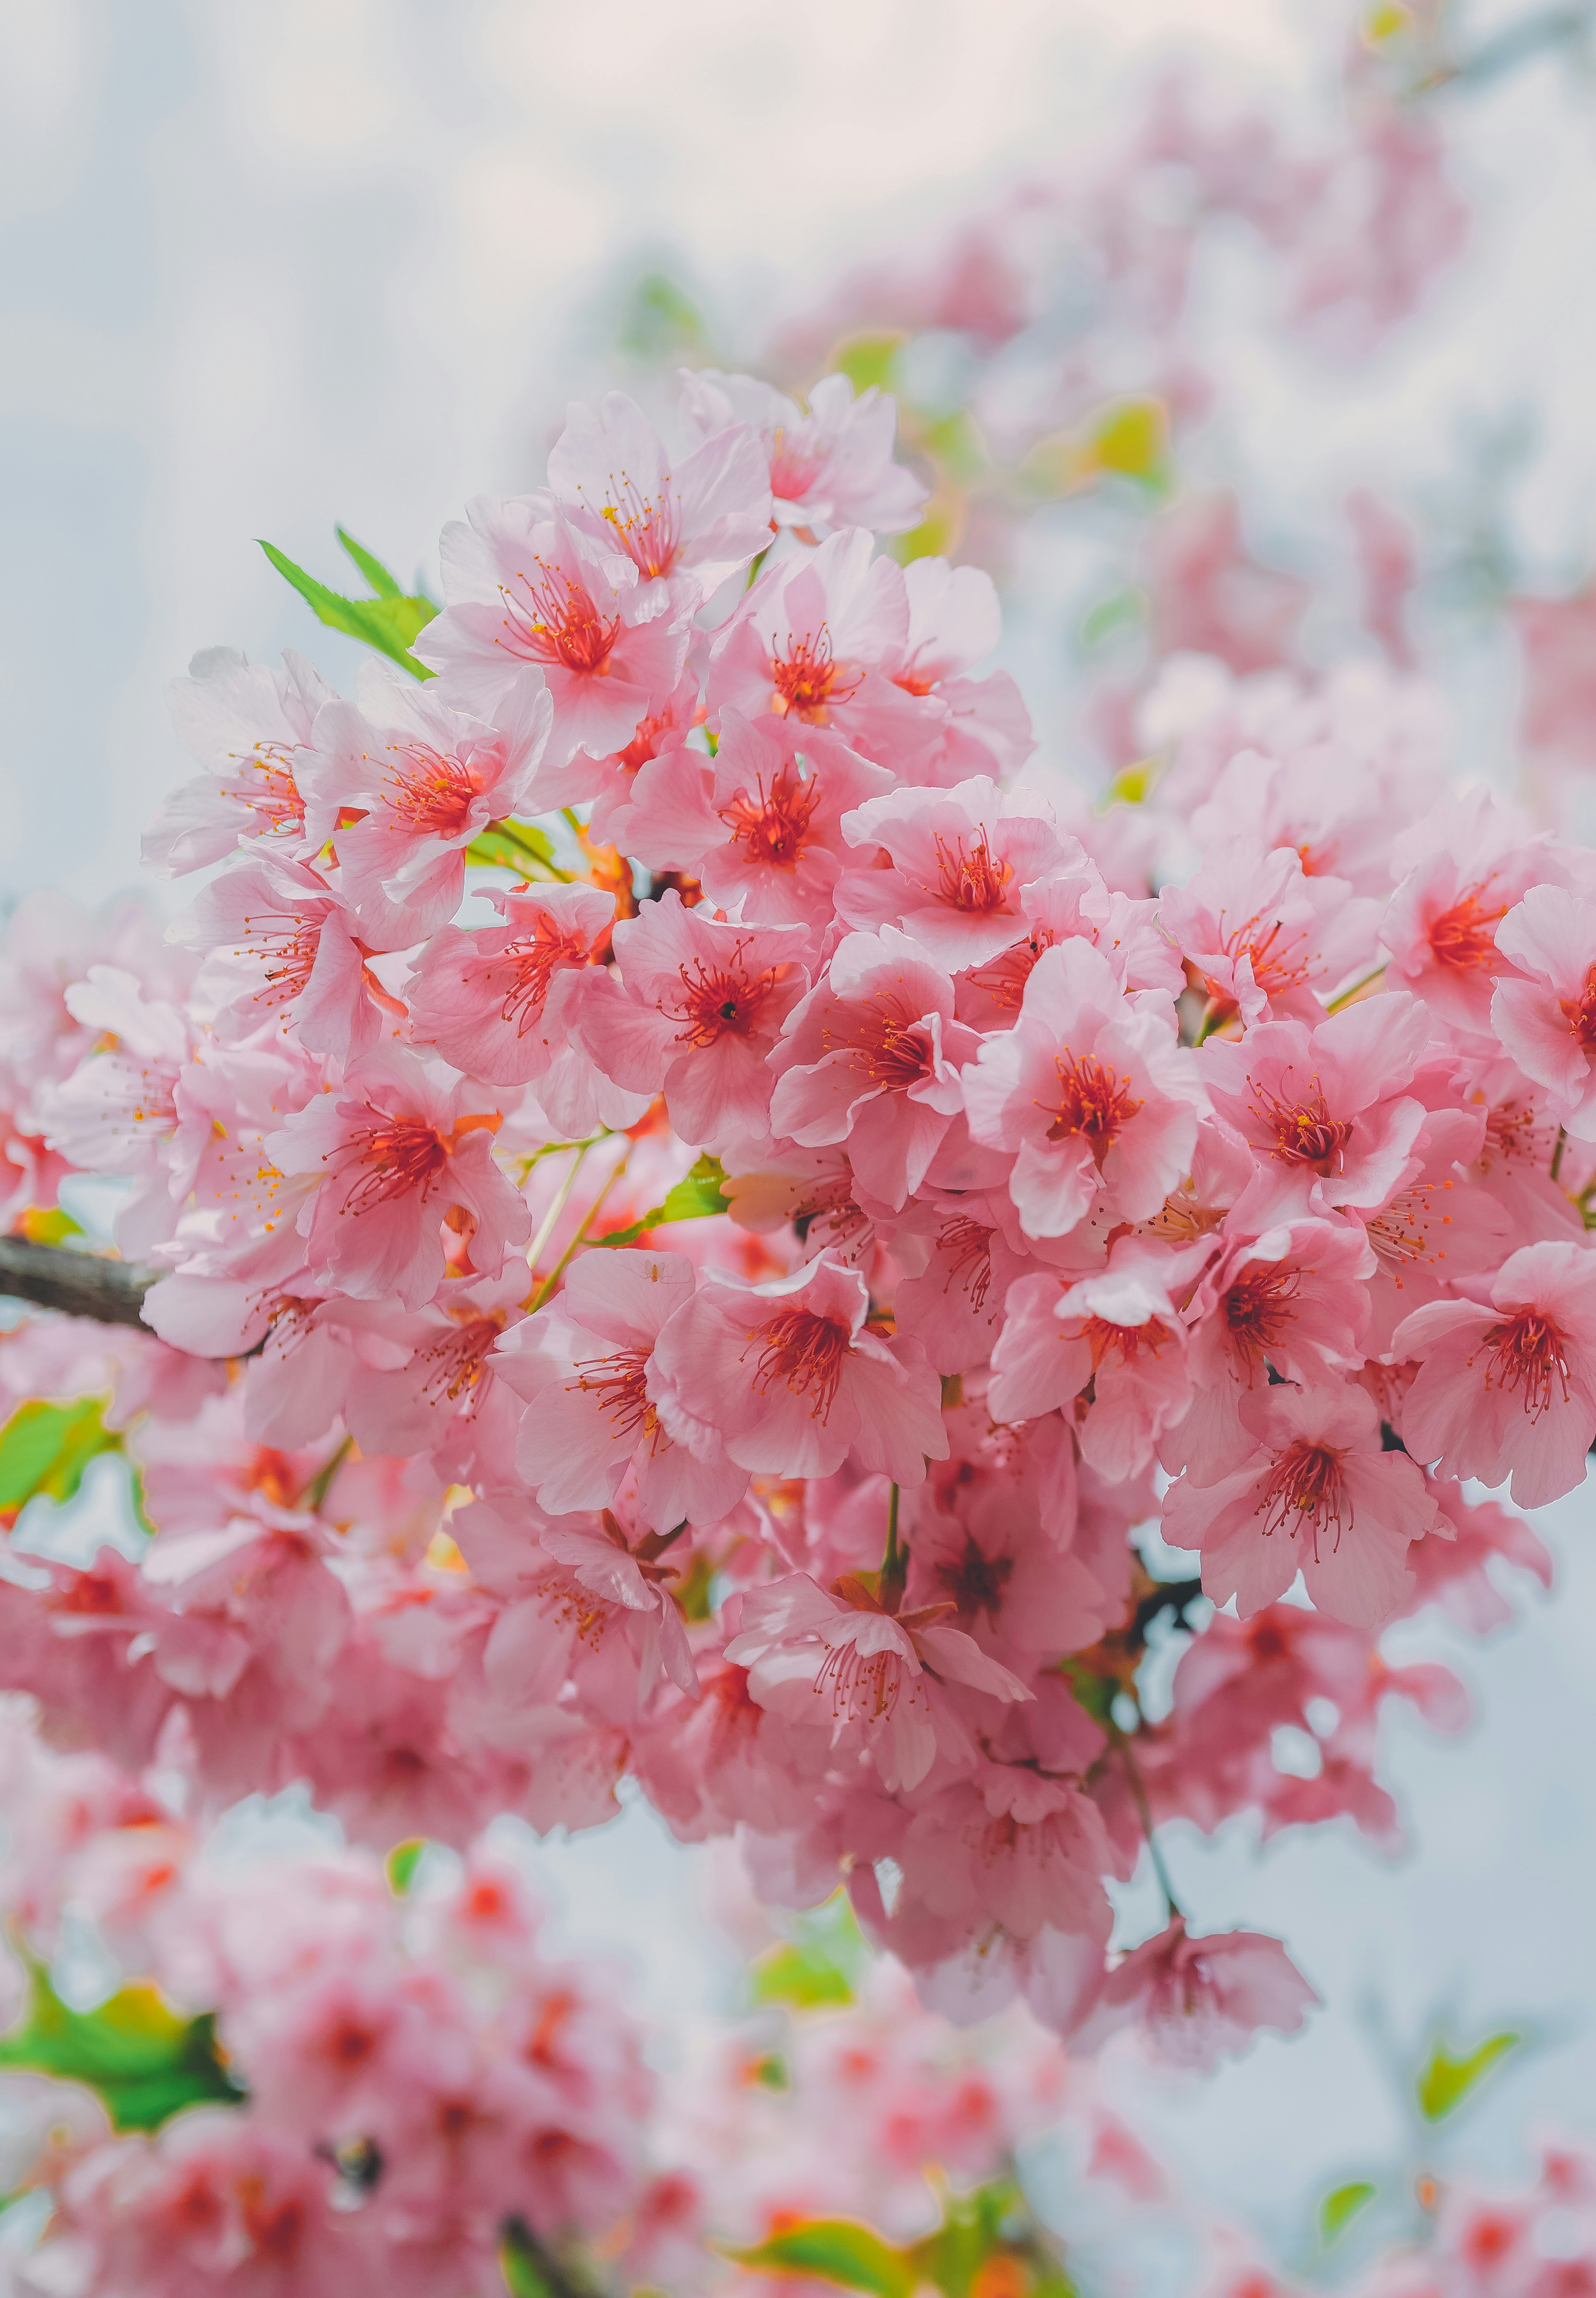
[6,0,1596,2274]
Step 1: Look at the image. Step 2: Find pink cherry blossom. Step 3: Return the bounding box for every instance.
[1392,1238,1596,1507]
[1163,1382,1440,1630]
[143,646,332,878]
[963,937,1200,1239]
[581,892,809,1154]
[706,529,939,768]
[649,1254,947,1484]
[624,707,893,930]
[495,1246,749,1528]
[172,851,385,1064]
[1492,883,1596,1139]
[405,882,615,1088]
[264,1047,531,1310]
[1076,1918,1318,2069]
[1197,994,1432,1229]
[1158,837,1380,1026]
[298,666,552,948]
[835,776,1069,968]
[1382,788,1556,1035]
[988,1253,1194,1476]
[415,495,691,763]
[679,367,928,534]
[882,557,1035,783]
[724,1572,1029,1795]
[547,389,771,612]
[767,926,980,1210]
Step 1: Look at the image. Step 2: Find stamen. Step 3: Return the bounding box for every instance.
[931,830,1013,916]
[934,1534,1014,1621]
[1428,885,1508,972]
[496,918,592,1034]
[1254,1438,1349,1561]
[1559,963,1596,1049]
[968,930,1055,1011]
[829,994,933,1091]
[666,946,782,1047]
[500,560,620,676]
[381,740,481,837]
[1041,1051,1141,1158]
[938,1216,995,1312]
[569,1346,660,1446]
[1477,1310,1572,1421]
[1248,1074,1351,1169]
[769,625,860,723]
[1221,1262,1301,1367]
[718,766,820,868]
[335,1120,449,1212]
[746,1307,849,1422]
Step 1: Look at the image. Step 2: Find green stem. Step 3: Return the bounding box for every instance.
[1325,964,1386,1015]
[880,1482,905,1610]
[487,819,574,882]
[1118,1732,1182,1921]
[530,1149,631,1312]
[1552,1125,1569,1185]
[525,1142,594,1281]
[301,1432,354,1514]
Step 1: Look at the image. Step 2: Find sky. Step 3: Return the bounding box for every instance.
[5,0,1596,2275]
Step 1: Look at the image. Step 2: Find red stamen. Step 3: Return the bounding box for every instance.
[769,625,860,723]
[569,1346,660,1447]
[1249,1075,1352,1169]
[932,830,1013,916]
[667,946,783,1047]
[1221,1262,1301,1367]
[501,560,620,675]
[497,918,592,1034]
[830,995,933,1091]
[1478,1310,1572,1420]
[1559,962,1596,1048]
[1428,885,1508,972]
[938,1216,995,1312]
[1254,1439,1348,1561]
[381,739,481,837]
[1042,1051,1141,1158]
[746,1307,850,1422]
[336,1120,449,1212]
[719,765,820,868]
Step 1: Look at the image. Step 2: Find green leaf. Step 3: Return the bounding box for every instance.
[831,333,906,398]
[722,2220,915,2298]
[749,1940,856,2010]
[616,269,713,363]
[386,1839,426,1895]
[598,1154,729,1248]
[0,1397,121,1519]
[15,1205,84,1246]
[1058,1655,1118,1730]
[0,1963,241,2131]
[906,2179,1027,2298]
[335,526,407,600]
[259,539,437,678]
[1417,2031,1519,2121]
[1321,2181,1377,2242]
[463,818,559,874]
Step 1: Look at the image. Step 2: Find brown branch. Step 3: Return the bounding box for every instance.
[0,1237,157,1330]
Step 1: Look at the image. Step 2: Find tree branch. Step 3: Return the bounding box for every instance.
[0,1238,157,1330]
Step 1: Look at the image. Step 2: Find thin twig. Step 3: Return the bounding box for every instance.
[0,1237,158,1330]
[529,1148,632,1313]
[1117,1731,1182,1921]
[525,1142,594,1280]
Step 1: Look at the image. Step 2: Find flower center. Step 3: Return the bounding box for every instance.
[1212,908,1310,995]
[569,1346,660,1445]
[769,626,860,722]
[231,899,321,1006]
[219,743,306,835]
[1081,1314,1173,1374]
[934,1533,1014,1621]
[338,1119,450,1211]
[1221,1262,1300,1366]
[937,1215,996,1312]
[1428,885,1507,972]
[1254,1438,1348,1560]
[1249,1077,1352,1169]
[382,740,482,838]
[1042,1051,1141,1158]
[598,473,682,579]
[667,948,782,1047]
[814,1639,905,1724]
[746,1306,850,1422]
[417,1316,502,1408]
[767,426,823,503]
[829,995,935,1092]
[931,830,1013,916]
[1559,962,1596,1048]
[502,561,620,676]
[718,765,820,868]
[1478,1310,1572,1420]
[496,919,592,1034]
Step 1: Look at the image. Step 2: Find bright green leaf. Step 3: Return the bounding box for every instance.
[1090,397,1170,486]
[749,1940,856,2010]
[722,2219,915,2298]
[831,333,906,399]
[335,527,407,600]
[0,1397,121,1519]
[463,818,559,875]
[259,539,437,678]
[0,1963,241,2131]
[598,1154,729,1248]
[386,1839,426,1896]
[1417,2031,1519,2121]
[16,1206,84,1246]
[1321,2181,1377,2242]
[906,2178,1027,2298]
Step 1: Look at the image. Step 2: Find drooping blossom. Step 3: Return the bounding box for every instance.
[1492,882,1596,1139]
[143,647,331,877]
[1075,1917,1319,2070]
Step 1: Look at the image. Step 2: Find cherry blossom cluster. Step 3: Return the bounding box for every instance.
[0,354,1587,2074]
[0,1698,662,2298]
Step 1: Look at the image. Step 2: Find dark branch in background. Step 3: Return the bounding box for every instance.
[1128,1576,1206,1650]
[0,1239,157,1331]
